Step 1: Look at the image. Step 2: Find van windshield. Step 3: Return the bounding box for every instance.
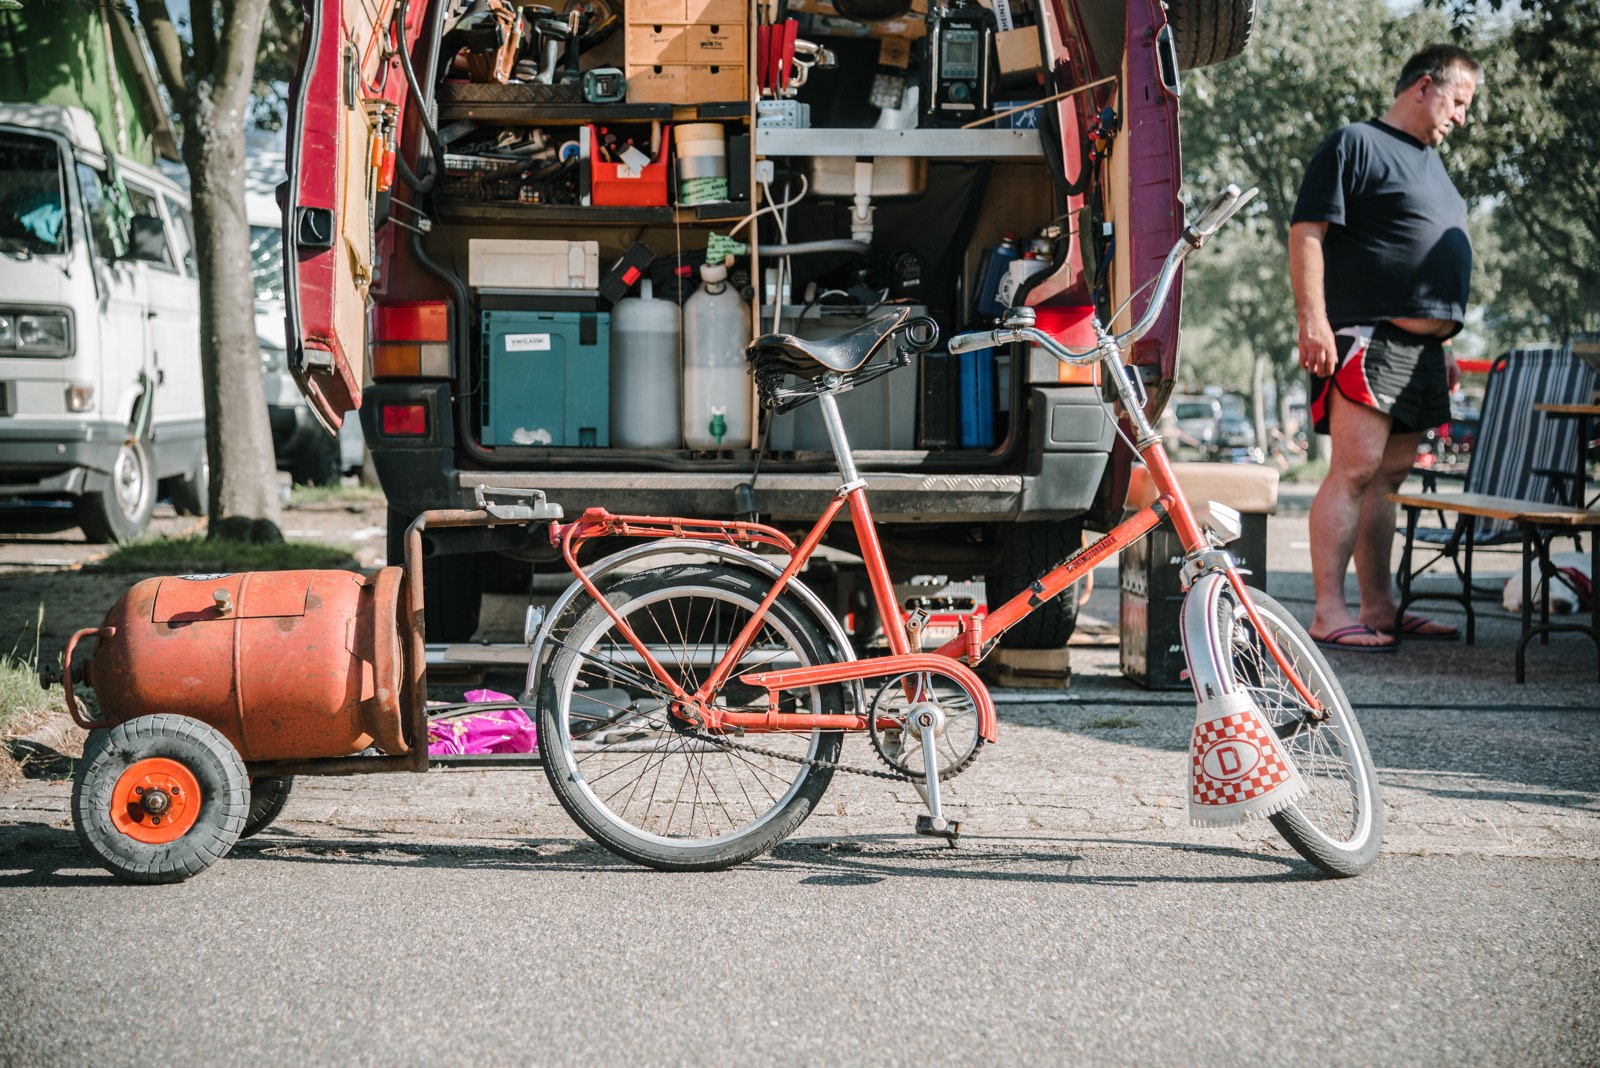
[0,132,67,256]
[1175,403,1216,421]
[249,224,284,301]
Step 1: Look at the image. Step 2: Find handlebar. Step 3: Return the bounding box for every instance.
[947,184,1257,362]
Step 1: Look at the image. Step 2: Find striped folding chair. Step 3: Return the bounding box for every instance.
[1399,342,1597,593]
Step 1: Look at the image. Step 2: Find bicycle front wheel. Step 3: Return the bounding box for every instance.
[1191,578,1384,877]
[538,564,845,871]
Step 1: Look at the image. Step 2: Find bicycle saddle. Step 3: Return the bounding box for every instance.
[746,307,911,377]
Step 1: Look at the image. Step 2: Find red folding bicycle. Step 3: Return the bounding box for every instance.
[527,186,1383,877]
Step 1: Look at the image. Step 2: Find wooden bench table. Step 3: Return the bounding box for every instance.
[1389,491,1600,682]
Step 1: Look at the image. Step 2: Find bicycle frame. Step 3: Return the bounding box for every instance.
[546,186,1321,733]
[549,368,1322,741]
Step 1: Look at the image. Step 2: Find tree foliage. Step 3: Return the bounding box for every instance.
[1179,0,1598,405]
[1447,1,1599,343]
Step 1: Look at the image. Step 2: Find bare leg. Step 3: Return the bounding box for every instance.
[1308,391,1393,645]
[1355,430,1423,629]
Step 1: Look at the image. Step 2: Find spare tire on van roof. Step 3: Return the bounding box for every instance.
[1165,0,1255,70]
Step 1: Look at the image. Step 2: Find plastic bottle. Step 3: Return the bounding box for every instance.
[975,232,1021,319]
[682,260,752,449]
[609,279,681,449]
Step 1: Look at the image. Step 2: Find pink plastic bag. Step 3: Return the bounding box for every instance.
[427,690,538,755]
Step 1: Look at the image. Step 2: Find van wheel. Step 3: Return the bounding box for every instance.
[290,432,340,487]
[76,438,156,544]
[167,451,209,517]
[1165,0,1255,69]
[985,520,1082,649]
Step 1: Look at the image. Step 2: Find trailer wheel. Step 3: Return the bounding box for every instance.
[73,715,248,884]
[241,776,294,838]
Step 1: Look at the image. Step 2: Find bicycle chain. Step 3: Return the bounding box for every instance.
[686,726,917,782]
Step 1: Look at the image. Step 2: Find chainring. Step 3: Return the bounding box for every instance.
[865,670,985,781]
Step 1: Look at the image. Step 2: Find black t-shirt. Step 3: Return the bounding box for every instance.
[1292,119,1471,330]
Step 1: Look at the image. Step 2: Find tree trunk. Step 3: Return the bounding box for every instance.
[187,116,281,540]
[142,0,281,541]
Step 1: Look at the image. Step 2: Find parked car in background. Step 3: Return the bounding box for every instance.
[1169,395,1222,458]
[246,138,363,485]
[0,103,208,542]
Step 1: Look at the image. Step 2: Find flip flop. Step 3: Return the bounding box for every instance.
[1311,623,1398,653]
[1374,614,1460,642]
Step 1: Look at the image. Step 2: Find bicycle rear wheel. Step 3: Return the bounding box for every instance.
[538,564,845,871]
[1189,577,1384,877]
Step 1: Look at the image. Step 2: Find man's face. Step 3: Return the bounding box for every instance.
[1420,67,1477,144]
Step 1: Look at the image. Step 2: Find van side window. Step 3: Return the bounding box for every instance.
[0,132,67,255]
[163,195,199,278]
[125,184,175,269]
[74,162,126,262]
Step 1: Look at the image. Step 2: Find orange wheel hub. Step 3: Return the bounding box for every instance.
[110,758,201,844]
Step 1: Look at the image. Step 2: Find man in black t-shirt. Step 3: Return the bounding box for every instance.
[1290,43,1481,651]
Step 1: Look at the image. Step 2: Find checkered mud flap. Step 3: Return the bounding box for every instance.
[1188,691,1306,827]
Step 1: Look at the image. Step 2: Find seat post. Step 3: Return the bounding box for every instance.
[816,388,860,484]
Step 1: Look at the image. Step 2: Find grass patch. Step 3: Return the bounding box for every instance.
[287,481,385,507]
[1281,458,1329,484]
[1,607,52,735]
[98,536,355,573]
[1083,715,1142,730]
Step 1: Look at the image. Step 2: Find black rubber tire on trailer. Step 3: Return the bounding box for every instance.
[72,715,249,884]
[985,519,1083,649]
[75,437,156,544]
[166,451,210,517]
[387,508,484,642]
[241,776,294,838]
[1165,0,1255,70]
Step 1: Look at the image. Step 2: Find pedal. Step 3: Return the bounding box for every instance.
[915,814,961,844]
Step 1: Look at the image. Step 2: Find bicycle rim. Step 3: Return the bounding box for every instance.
[540,566,841,868]
[1207,582,1384,876]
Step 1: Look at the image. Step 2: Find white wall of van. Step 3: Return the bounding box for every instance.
[0,103,206,542]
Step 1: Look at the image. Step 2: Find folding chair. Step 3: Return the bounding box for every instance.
[1397,343,1597,597]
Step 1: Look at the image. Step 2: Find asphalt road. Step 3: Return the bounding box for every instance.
[2,486,1597,1064]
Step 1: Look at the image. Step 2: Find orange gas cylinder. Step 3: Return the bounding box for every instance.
[69,568,407,761]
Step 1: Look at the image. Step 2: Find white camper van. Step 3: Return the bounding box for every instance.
[0,103,206,542]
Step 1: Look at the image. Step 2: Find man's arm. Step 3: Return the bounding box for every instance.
[1288,221,1336,377]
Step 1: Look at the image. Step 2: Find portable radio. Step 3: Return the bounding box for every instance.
[921,0,995,127]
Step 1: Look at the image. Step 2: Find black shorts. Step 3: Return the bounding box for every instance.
[1309,322,1450,436]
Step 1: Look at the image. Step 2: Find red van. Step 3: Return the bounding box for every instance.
[283,0,1250,641]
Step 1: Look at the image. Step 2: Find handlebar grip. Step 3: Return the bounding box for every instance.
[948,329,1003,354]
[1191,184,1258,234]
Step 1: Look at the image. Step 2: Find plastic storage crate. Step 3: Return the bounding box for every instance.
[480,310,610,447]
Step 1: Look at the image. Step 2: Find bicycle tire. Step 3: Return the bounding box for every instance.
[1187,577,1384,877]
[538,563,845,871]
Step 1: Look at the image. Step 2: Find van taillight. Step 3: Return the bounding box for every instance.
[371,301,450,378]
[381,404,428,436]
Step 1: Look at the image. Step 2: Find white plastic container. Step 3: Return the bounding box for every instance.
[609,279,682,449]
[682,261,752,449]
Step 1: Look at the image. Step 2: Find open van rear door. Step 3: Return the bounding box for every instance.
[283,0,408,429]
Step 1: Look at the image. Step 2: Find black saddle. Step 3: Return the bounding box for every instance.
[745,307,911,377]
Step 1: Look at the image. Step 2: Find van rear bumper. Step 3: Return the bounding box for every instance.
[0,418,123,495]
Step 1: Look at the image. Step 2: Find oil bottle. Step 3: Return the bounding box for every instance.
[609,279,681,448]
[682,260,752,449]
